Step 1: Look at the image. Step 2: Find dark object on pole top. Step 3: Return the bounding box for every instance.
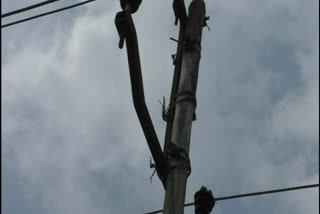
[194,186,215,214]
[120,0,142,13]
[172,0,187,25]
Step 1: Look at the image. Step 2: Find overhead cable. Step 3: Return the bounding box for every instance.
[1,0,97,28]
[144,183,319,214]
[1,0,62,18]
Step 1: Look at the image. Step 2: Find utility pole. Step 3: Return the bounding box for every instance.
[115,0,209,213]
[163,0,207,213]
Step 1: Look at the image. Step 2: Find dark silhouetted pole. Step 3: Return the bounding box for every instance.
[115,0,168,187]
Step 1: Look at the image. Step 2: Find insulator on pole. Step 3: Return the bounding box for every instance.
[194,186,215,214]
[120,0,142,13]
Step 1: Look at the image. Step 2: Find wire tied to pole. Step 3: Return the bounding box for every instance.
[164,142,191,176]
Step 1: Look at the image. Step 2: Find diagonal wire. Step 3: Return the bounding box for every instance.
[1,0,62,18]
[1,0,97,29]
[144,183,319,214]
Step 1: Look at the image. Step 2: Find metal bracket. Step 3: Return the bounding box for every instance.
[203,16,211,31]
[158,96,170,122]
[171,54,177,65]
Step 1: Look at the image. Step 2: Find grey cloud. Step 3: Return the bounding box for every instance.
[2,0,318,214]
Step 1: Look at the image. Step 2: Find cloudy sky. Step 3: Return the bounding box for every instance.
[2,0,319,213]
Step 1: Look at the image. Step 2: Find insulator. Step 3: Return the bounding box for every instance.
[120,0,142,13]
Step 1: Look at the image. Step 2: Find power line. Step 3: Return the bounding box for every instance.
[1,0,61,18]
[1,0,97,29]
[144,183,319,214]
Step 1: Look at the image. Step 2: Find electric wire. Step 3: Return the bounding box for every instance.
[1,0,61,18]
[144,183,319,214]
[1,0,97,28]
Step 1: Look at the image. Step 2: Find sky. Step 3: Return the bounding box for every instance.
[1,0,319,214]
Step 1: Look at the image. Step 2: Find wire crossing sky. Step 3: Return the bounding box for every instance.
[2,0,319,214]
[1,0,62,18]
[1,0,98,28]
[145,184,320,214]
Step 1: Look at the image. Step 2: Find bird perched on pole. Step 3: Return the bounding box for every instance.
[120,0,142,13]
